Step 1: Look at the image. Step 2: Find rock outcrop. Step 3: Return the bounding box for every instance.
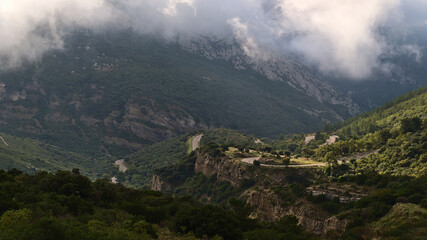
[306,183,368,203]
[289,203,350,235]
[194,151,251,186]
[246,189,289,222]
[246,189,350,235]
[151,174,172,192]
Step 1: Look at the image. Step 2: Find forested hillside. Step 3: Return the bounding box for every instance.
[266,86,427,176]
[0,169,315,240]
[316,86,427,176]
[0,132,108,178]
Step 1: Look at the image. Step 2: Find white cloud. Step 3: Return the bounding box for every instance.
[0,0,424,79]
[0,0,117,68]
[400,45,423,62]
[227,17,269,60]
[161,0,195,16]
[269,0,401,78]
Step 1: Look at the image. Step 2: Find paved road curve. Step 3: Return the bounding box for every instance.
[241,157,325,168]
[192,134,203,151]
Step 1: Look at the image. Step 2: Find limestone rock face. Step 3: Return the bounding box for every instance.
[288,204,350,235]
[151,174,172,192]
[177,36,360,116]
[0,78,207,152]
[112,100,205,143]
[194,151,251,186]
[246,189,350,235]
[246,189,288,222]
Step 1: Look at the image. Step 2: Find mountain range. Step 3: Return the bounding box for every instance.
[0,29,362,157]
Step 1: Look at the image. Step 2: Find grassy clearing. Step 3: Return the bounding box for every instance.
[290,157,321,165]
[187,136,195,154]
[224,146,322,166]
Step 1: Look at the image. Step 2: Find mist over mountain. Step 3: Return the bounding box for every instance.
[1,0,426,78]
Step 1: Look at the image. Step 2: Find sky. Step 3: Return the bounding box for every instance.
[0,0,426,79]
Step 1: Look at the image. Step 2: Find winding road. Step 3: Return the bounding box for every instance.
[338,149,379,163]
[192,134,203,151]
[241,157,325,168]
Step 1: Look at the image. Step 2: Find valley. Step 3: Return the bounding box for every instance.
[0,65,425,239]
[0,1,426,239]
[0,23,425,240]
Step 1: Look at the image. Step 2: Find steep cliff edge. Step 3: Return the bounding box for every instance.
[246,189,349,235]
[151,174,173,192]
[193,151,252,186]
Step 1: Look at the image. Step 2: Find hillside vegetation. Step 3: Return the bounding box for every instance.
[0,132,108,178]
[316,86,427,176]
[123,134,190,189]
[332,86,427,138]
[0,169,317,240]
[370,203,427,239]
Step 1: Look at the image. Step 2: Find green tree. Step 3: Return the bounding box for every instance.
[323,152,337,177]
[378,129,391,144]
[401,117,422,133]
[0,209,33,239]
[315,131,323,141]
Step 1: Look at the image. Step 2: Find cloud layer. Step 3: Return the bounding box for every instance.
[0,0,425,78]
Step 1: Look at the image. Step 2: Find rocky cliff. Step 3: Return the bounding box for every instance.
[151,174,173,192]
[193,151,251,186]
[0,78,206,154]
[246,189,350,235]
[177,35,360,116]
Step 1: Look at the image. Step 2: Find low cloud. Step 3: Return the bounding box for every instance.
[227,17,270,60]
[269,0,400,78]
[0,0,426,79]
[161,0,196,16]
[0,0,117,68]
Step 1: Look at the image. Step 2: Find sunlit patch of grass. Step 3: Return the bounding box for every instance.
[187,136,194,153]
[290,157,321,165]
